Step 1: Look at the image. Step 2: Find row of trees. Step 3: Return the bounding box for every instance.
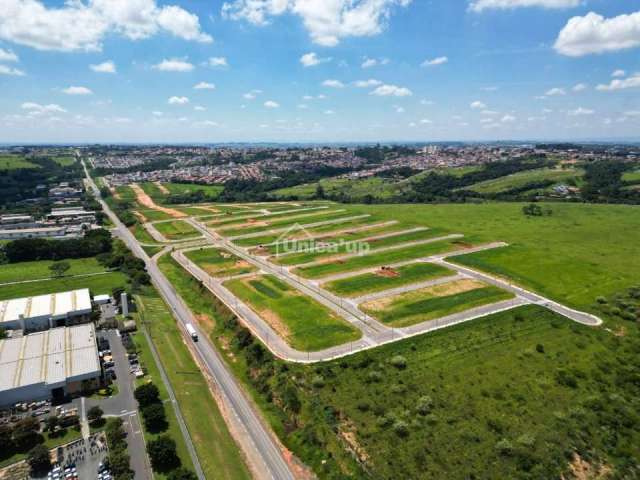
[3,228,112,263]
[97,240,151,290]
[105,418,134,480]
[134,383,194,478]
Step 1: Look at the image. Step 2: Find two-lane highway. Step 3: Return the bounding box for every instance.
[83,162,296,480]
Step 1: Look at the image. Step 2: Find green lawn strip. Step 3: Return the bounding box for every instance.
[184,248,257,278]
[139,182,165,200]
[0,271,128,300]
[52,156,77,167]
[130,223,158,244]
[362,283,514,328]
[136,208,174,222]
[294,239,465,279]
[220,210,357,237]
[232,216,378,247]
[115,185,137,202]
[323,262,455,298]
[172,206,220,216]
[0,258,107,284]
[134,289,251,480]
[154,220,201,240]
[131,298,195,478]
[143,245,164,257]
[208,207,321,228]
[223,274,361,351]
[272,228,446,266]
[162,183,224,198]
[261,222,406,255]
[623,169,640,183]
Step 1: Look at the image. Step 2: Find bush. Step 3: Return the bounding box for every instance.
[147,435,180,472]
[311,375,325,388]
[555,369,578,388]
[415,396,434,416]
[167,468,197,480]
[141,403,168,433]
[596,296,608,304]
[87,406,104,425]
[496,439,514,456]
[392,420,409,437]
[366,371,383,383]
[134,383,160,407]
[536,344,545,353]
[390,355,407,369]
[27,444,51,473]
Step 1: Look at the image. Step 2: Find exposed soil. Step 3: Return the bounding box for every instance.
[375,267,399,278]
[249,246,270,256]
[155,181,170,194]
[452,240,473,249]
[564,453,612,480]
[339,419,370,465]
[195,313,215,333]
[235,260,253,270]
[134,211,148,223]
[131,184,186,218]
[259,308,292,341]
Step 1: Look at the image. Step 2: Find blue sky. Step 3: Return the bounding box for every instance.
[0,0,639,143]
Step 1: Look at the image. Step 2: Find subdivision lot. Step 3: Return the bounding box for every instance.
[134,208,174,222]
[207,206,323,228]
[232,216,379,247]
[219,210,354,237]
[0,271,128,300]
[360,278,514,328]
[154,220,202,240]
[184,247,257,278]
[271,228,445,266]
[294,238,468,279]
[223,274,361,351]
[135,290,251,480]
[322,262,455,298]
[0,257,106,284]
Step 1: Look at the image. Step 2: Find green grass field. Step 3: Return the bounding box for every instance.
[51,155,76,166]
[130,223,159,245]
[465,168,583,194]
[323,262,455,298]
[294,238,465,279]
[134,290,251,480]
[0,271,128,300]
[271,177,404,201]
[224,274,361,351]
[135,208,173,222]
[0,155,39,170]
[0,258,106,284]
[623,169,640,183]
[271,228,446,266]
[154,220,202,240]
[219,210,354,237]
[114,185,137,202]
[207,206,323,228]
[163,183,224,198]
[185,247,257,278]
[361,279,514,327]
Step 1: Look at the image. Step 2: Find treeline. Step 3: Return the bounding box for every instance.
[582,160,640,204]
[97,240,151,290]
[219,165,354,202]
[2,228,112,263]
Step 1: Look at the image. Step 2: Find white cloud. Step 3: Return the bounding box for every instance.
[420,99,434,105]
[394,105,405,113]
[300,52,331,67]
[554,11,640,57]
[243,90,262,100]
[221,0,412,47]
[0,64,25,76]
[62,86,93,95]
[481,110,499,115]
[168,96,189,105]
[361,56,389,68]
[21,102,66,114]
[624,110,640,117]
[264,100,280,108]
[572,83,587,92]
[90,60,116,73]
[612,69,626,78]
[370,84,412,97]
[469,0,579,13]
[501,114,516,123]
[194,120,219,127]
[568,107,594,116]
[194,105,206,111]
[206,57,228,68]
[0,0,211,52]
[324,109,335,115]
[421,56,448,67]
[545,87,566,96]
[353,79,382,88]
[153,58,194,72]
[0,48,18,62]
[194,82,215,90]
[297,103,309,109]
[596,73,640,91]
[322,79,345,88]
[420,118,432,124]
[152,111,163,116]
[470,100,486,109]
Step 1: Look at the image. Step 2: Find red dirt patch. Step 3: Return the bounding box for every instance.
[375,267,399,278]
[453,240,473,249]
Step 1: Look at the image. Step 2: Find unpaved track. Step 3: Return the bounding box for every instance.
[131,183,186,218]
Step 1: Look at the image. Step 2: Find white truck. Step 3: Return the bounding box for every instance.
[185,323,198,342]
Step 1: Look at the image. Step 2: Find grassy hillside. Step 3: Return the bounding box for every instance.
[0,155,39,170]
[465,167,583,194]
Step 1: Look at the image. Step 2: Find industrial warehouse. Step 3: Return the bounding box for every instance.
[0,323,101,406]
[0,288,93,331]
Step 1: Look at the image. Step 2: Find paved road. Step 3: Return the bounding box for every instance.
[83,161,296,480]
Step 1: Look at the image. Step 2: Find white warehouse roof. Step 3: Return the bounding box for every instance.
[0,289,92,326]
[0,324,100,394]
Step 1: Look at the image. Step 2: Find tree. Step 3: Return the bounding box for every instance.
[167,468,197,480]
[315,184,325,199]
[134,383,160,408]
[27,444,51,473]
[49,261,71,278]
[141,403,167,433]
[44,416,59,434]
[105,418,126,446]
[87,406,104,425]
[0,425,14,452]
[107,450,133,480]
[12,417,41,451]
[147,435,180,472]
